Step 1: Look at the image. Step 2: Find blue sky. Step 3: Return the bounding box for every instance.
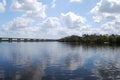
[0,0,120,38]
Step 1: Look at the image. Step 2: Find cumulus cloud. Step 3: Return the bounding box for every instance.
[11,0,46,18]
[51,0,56,8]
[100,21,120,34]
[1,0,120,38]
[2,9,119,39]
[1,12,90,38]
[91,0,120,14]
[92,16,102,23]
[91,0,120,35]
[3,0,120,39]
[70,0,82,3]
[1,16,36,38]
[1,16,62,38]
[0,0,48,38]
[37,17,68,38]
[40,17,60,29]
[12,17,34,29]
[91,0,120,22]
[2,10,106,38]
[0,0,6,13]
[61,12,86,28]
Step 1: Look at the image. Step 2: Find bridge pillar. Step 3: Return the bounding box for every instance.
[17,38,21,42]
[24,39,28,42]
[30,39,34,42]
[8,38,12,42]
[36,39,39,42]
[0,38,2,42]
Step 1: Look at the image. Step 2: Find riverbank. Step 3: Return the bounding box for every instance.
[0,34,120,45]
[58,34,120,45]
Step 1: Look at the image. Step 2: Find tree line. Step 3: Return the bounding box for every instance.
[58,34,120,45]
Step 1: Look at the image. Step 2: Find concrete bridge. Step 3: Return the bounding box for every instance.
[0,37,49,42]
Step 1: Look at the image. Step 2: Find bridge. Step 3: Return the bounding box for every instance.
[0,37,56,42]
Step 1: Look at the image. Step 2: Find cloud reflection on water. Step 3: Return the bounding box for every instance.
[0,42,120,80]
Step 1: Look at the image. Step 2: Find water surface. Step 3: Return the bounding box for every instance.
[0,42,120,80]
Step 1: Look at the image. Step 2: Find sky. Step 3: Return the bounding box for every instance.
[0,0,120,39]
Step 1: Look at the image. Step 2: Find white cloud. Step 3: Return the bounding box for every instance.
[70,0,82,3]
[61,12,86,28]
[0,0,6,13]
[2,10,120,38]
[3,0,120,39]
[1,12,89,38]
[91,0,120,14]
[93,16,102,23]
[40,17,60,29]
[91,0,120,35]
[1,16,62,38]
[10,17,34,29]
[51,0,56,8]
[3,0,6,6]
[91,0,120,22]
[100,21,120,34]
[38,17,67,38]
[1,11,100,38]
[1,16,36,38]
[0,0,47,38]
[11,0,46,18]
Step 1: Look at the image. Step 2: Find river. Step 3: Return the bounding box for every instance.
[0,42,120,80]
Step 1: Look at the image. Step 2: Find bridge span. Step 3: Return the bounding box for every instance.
[0,37,54,42]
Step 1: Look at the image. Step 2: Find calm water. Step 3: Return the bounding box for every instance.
[0,42,120,80]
